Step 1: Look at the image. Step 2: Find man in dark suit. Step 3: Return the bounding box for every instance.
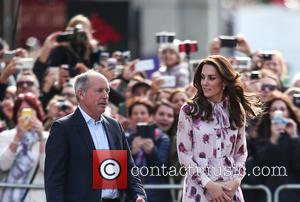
[45,70,146,202]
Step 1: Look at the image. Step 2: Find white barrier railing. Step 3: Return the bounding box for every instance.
[0,183,273,202]
[274,184,300,202]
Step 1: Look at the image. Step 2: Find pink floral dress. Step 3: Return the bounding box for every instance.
[177,100,247,202]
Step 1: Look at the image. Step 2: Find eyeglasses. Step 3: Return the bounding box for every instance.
[261,84,277,92]
[16,81,34,88]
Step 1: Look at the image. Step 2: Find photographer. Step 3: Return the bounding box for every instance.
[126,98,172,202]
[33,14,100,88]
[0,93,47,202]
[247,92,300,202]
[152,43,189,88]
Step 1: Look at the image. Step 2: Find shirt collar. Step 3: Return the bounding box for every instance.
[78,105,103,124]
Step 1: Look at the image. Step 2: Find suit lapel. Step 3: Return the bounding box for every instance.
[73,108,95,152]
[102,116,119,150]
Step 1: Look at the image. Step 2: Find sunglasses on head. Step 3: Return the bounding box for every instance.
[261,84,277,91]
[17,81,34,88]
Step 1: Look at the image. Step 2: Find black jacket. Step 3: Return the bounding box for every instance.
[45,108,147,202]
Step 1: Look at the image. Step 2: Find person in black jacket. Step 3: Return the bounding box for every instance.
[249,91,300,202]
[126,98,172,202]
[45,70,146,202]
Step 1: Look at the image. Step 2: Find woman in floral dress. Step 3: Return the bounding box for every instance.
[177,55,261,202]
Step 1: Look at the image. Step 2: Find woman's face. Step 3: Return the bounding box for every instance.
[200,64,224,103]
[154,105,174,132]
[259,77,278,99]
[262,55,281,77]
[160,49,179,67]
[270,100,289,119]
[130,104,152,125]
[171,92,188,114]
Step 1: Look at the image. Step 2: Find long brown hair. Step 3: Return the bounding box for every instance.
[189,55,262,129]
[255,91,300,141]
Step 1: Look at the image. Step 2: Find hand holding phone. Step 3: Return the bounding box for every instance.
[19,108,33,130]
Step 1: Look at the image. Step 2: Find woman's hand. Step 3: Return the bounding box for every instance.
[205,181,231,202]
[286,118,298,139]
[30,117,44,138]
[270,122,286,144]
[236,34,252,56]
[142,138,154,154]
[0,59,18,83]
[219,179,240,200]
[131,136,144,155]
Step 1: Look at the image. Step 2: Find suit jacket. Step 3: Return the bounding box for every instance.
[44,108,147,202]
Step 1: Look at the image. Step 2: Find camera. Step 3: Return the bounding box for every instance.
[231,57,251,72]
[178,40,198,54]
[136,123,156,141]
[219,36,237,48]
[250,71,260,80]
[57,98,70,112]
[16,58,34,69]
[259,51,273,60]
[122,51,131,64]
[293,94,300,108]
[3,50,16,61]
[56,24,87,44]
[156,31,176,44]
[107,58,117,70]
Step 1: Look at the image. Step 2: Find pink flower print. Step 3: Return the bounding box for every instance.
[237,133,242,140]
[221,142,224,149]
[230,135,236,143]
[203,134,209,144]
[213,149,217,157]
[224,157,232,166]
[237,144,245,155]
[190,186,197,197]
[191,174,197,180]
[182,104,192,114]
[217,176,224,181]
[195,194,201,202]
[216,129,221,138]
[178,142,186,153]
[199,152,206,158]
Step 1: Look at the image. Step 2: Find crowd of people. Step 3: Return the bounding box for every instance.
[0,14,300,202]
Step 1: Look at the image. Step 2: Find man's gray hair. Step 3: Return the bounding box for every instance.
[74,70,106,101]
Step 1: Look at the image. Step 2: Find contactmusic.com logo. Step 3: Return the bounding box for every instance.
[93,150,128,189]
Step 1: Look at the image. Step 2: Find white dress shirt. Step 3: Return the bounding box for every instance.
[79,106,119,199]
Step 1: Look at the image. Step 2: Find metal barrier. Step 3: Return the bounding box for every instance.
[274,184,300,202]
[242,184,272,202]
[0,182,272,202]
[144,184,272,202]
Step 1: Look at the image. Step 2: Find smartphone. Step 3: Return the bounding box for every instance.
[20,108,33,129]
[272,110,288,125]
[135,59,155,72]
[16,58,34,69]
[219,36,237,48]
[160,76,176,88]
[136,122,155,141]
